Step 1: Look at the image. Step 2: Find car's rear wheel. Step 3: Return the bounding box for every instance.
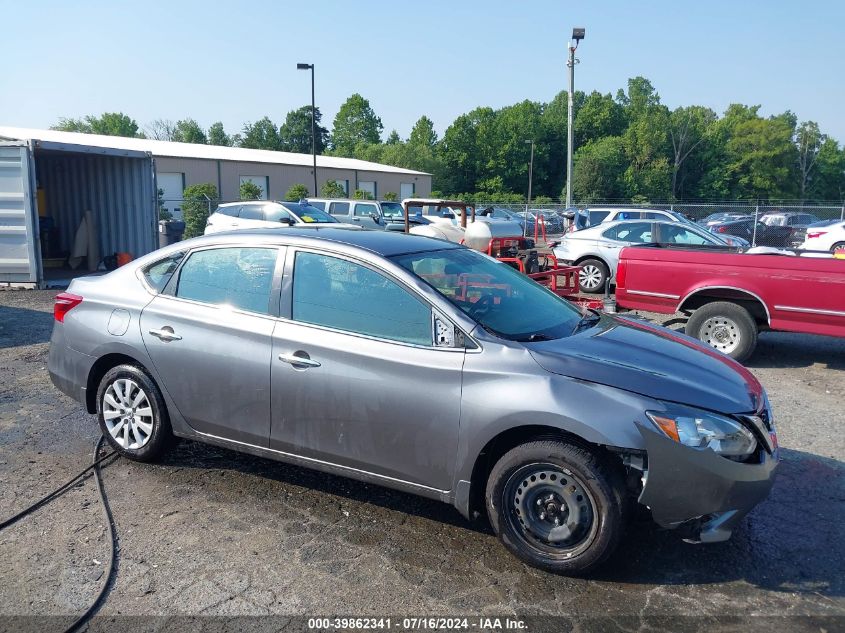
[577,259,609,294]
[485,440,626,575]
[831,241,845,253]
[96,364,173,462]
[685,301,758,362]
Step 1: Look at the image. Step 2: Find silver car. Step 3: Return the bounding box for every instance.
[48,227,777,575]
[554,219,747,293]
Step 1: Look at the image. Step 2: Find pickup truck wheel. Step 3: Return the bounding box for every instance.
[486,440,626,575]
[578,259,609,294]
[685,301,758,362]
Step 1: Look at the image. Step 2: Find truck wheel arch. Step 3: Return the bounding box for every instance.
[677,286,771,326]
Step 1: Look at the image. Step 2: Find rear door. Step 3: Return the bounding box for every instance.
[0,143,41,285]
[140,245,283,445]
[328,201,351,222]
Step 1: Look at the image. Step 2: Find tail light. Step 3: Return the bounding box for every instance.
[54,293,83,322]
[717,226,727,233]
[807,231,827,239]
[616,257,627,289]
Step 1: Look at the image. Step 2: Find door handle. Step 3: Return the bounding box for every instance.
[278,353,321,368]
[148,328,182,341]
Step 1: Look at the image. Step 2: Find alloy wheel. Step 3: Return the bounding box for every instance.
[102,378,154,449]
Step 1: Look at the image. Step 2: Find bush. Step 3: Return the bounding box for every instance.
[321,181,347,198]
[285,183,309,201]
[353,189,374,200]
[383,191,398,201]
[240,180,263,200]
[182,183,218,238]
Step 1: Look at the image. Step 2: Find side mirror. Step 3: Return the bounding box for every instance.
[279,217,294,225]
[371,212,381,222]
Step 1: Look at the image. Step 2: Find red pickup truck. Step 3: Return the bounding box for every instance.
[615,245,845,361]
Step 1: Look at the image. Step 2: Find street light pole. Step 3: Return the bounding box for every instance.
[565,28,584,208]
[525,140,535,205]
[297,63,318,197]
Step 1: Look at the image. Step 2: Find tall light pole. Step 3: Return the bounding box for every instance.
[524,139,535,205]
[297,63,317,197]
[565,28,585,208]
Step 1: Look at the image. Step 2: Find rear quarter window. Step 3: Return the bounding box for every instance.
[142,252,185,293]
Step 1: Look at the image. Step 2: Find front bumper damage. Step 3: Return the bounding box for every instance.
[636,422,778,543]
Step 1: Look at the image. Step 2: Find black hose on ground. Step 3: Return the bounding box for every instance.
[0,435,119,633]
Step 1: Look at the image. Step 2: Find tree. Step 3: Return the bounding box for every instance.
[240,117,281,150]
[353,189,374,200]
[208,122,233,146]
[321,180,347,198]
[53,112,143,138]
[572,136,628,202]
[575,91,625,147]
[383,191,398,201]
[285,183,309,200]
[724,113,798,200]
[811,138,845,201]
[668,106,717,200]
[278,106,329,154]
[145,119,177,141]
[385,130,401,145]
[182,183,218,238]
[331,94,383,154]
[239,180,264,200]
[409,116,437,148]
[173,118,207,144]
[795,121,825,202]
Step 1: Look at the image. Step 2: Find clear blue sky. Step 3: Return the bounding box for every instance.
[2,0,843,141]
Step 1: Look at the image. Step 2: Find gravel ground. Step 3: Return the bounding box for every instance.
[0,289,843,630]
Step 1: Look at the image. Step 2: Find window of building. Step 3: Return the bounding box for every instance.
[400,182,415,200]
[176,247,277,314]
[157,172,186,220]
[357,181,376,198]
[239,176,269,200]
[334,179,349,195]
[292,252,432,345]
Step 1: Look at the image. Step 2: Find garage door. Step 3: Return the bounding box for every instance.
[0,143,39,284]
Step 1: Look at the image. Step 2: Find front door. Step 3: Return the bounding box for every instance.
[140,245,282,445]
[270,249,465,491]
[350,202,381,228]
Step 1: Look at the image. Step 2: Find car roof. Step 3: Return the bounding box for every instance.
[188,227,462,257]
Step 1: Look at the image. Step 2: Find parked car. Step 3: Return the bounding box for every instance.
[204,201,341,234]
[305,198,399,229]
[615,243,845,360]
[759,211,820,228]
[706,218,795,247]
[48,227,778,575]
[798,219,845,252]
[515,210,565,234]
[584,208,690,226]
[554,220,746,293]
[698,212,752,227]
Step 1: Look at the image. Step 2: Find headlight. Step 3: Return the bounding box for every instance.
[646,405,757,460]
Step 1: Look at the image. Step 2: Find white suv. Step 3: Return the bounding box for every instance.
[204,201,346,235]
[586,208,690,226]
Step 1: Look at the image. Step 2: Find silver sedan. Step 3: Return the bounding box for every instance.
[553,219,747,293]
[48,227,777,575]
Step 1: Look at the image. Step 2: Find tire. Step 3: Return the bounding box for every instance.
[577,258,609,294]
[485,440,626,576]
[685,301,758,362]
[831,242,845,253]
[96,364,174,462]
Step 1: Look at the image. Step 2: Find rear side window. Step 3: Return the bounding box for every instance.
[239,205,264,220]
[329,202,350,214]
[589,211,610,224]
[309,200,326,211]
[292,252,432,345]
[615,222,653,243]
[217,205,240,217]
[175,247,278,314]
[143,252,184,292]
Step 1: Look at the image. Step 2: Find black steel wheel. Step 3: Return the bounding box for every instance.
[486,440,626,575]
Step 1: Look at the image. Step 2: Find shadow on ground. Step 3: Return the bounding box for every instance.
[154,440,844,598]
[0,304,53,349]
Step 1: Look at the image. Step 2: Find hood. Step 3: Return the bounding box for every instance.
[526,315,763,414]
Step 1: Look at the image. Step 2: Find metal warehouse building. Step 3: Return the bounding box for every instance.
[0,126,431,287]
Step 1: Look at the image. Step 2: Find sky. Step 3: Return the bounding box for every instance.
[2,0,844,141]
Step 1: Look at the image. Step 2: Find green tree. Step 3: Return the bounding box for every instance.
[208,121,233,146]
[53,112,143,137]
[575,91,626,147]
[438,107,496,193]
[331,94,383,154]
[182,183,218,238]
[279,106,329,154]
[285,183,309,200]
[668,106,717,199]
[353,189,374,200]
[173,118,207,144]
[239,180,264,200]
[321,180,347,198]
[724,113,798,199]
[810,138,845,201]
[409,116,437,147]
[572,136,628,202]
[385,130,401,145]
[383,191,398,201]
[240,117,281,150]
[795,121,825,202]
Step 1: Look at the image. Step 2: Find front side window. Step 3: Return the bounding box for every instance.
[143,252,184,292]
[175,247,277,314]
[354,203,378,217]
[392,248,581,342]
[263,205,293,223]
[292,252,432,346]
[380,202,404,218]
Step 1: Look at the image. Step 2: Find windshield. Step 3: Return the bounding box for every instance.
[380,202,404,218]
[391,248,582,341]
[286,203,338,224]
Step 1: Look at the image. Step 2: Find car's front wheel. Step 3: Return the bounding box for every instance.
[486,440,626,575]
[96,364,173,462]
[577,259,609,294]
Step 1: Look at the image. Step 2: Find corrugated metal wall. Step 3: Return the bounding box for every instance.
[36,150,156,259]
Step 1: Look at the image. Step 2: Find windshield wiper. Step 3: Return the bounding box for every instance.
[571,309,602,335]
[519,333,553,342]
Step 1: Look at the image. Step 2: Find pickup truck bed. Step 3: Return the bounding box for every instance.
[615,244,845,361]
